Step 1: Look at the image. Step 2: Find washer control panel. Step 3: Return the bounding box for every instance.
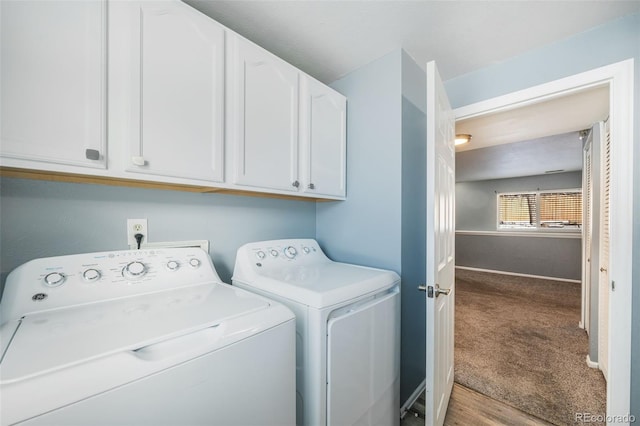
[1,247,219,323]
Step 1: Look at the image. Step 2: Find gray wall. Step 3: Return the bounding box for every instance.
[445,12,640,417]
[0,177,316,295]
[455,172,582,281]
[317,49,429,405]
[456,234,581,281]
[456,171,582,231]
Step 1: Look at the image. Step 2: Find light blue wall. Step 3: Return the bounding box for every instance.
[445,13,640,417]
[317,49,428,405]
[0,177,316,294]
[316,49,403,272]
[400,50,427,405]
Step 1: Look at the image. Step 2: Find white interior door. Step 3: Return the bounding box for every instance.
[424,61,455,426]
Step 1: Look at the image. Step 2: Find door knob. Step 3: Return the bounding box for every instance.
[418,285,427,292]
[435,284,451,297]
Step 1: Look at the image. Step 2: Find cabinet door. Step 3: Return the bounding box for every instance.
[301,77,346,198]
[230,36,299,192]
[0,1,106,168]
[127,1,224,182]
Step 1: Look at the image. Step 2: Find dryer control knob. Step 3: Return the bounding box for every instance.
[256,251,266,260]
[270,249,279,258]
[302,246,310,254]
[166,260,180,271]
[83,268,101,282]
[123,261,147,280]
[188,258,201,268]
[44,272,65,287]
[284,246,297,259]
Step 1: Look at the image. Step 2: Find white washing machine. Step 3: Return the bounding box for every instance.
[233,239,400,426]
[0,247,295,426]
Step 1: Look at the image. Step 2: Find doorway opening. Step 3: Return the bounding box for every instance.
[452,59,634,420]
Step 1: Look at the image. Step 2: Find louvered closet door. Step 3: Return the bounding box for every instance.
[582,137,593,333]
[598,120,610,381]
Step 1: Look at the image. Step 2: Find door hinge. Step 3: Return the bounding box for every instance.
[427,286,434,298]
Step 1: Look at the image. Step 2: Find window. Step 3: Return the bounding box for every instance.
[498,193,537,228]
[498,189,582,231]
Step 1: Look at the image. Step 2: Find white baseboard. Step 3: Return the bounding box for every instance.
[400,379,426,419]
[586,354,599,369]
[455,266,581,284]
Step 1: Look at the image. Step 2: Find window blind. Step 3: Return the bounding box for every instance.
[498,190,582,230]
[498,193,537,228]
[539,191,582,229]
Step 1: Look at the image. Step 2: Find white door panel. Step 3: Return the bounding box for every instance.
[425,61,455,426]
[301,77,347,197]
[327,292,399,426]
[127,1,225,182]
[231,37,299,191]
[0,0,106,168]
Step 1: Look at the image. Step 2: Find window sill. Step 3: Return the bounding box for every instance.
[456,230,581,239]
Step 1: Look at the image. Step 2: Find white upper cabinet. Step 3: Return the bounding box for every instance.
[1,0,346,199]
[125,1,225,182]
[229,35,300,192]
[0,0,107,168]
[300,77,347,198]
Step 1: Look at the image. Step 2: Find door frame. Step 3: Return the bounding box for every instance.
[452,58,634,419]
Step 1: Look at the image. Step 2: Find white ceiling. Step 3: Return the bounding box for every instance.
[185,0,640,83]
[183,0,632,182]
[453,76,609,181]
[455,85,610,152]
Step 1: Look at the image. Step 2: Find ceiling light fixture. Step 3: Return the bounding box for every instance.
[455,134,472,146]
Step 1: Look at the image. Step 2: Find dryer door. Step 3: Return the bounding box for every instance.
[326,289,400,426]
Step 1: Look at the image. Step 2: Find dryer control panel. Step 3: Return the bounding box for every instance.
[239,239,329,269]
[1,248,220,323]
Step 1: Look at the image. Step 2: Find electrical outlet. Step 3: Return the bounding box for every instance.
[127,219,148,247]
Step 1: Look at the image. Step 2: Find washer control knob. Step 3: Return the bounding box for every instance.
[302,246,310,254]
[123,261,146,279]
[166,260,180,271]
[270,249,279,258]
[188,258,201,268]
[44,272,65,287]
[255,251,266,260]
[284,246,297,259]
[83,268,101,282]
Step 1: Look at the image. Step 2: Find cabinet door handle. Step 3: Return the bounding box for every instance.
[132,156,146,166]
[308,183,315,190]
[85,149,100,160]
[292,180,300,188]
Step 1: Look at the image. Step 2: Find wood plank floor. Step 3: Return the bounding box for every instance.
[402,383,554,426]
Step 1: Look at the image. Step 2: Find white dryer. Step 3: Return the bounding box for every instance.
[0,247,295,426]
[233,239,400,426]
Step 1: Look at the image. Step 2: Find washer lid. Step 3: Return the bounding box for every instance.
[0,283,270,383]
[235,262,400,308]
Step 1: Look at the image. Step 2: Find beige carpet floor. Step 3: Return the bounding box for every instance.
[454,269,606,426]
